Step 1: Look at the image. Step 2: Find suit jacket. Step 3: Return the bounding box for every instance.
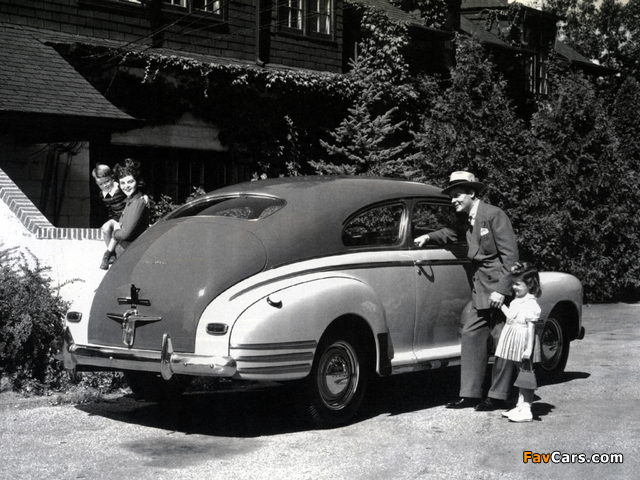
[428,200,519,310]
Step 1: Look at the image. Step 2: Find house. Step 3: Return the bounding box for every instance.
[0,0,610,237]
[0,0,359,230]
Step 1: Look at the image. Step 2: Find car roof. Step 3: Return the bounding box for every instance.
[174,176,448,269]
[209,175,445,208]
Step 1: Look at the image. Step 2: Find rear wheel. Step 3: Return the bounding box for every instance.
[123,371,192,402]
[305,331,371,428]
[537,317,570,380]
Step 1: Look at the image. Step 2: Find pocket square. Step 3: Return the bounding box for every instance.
[480,228,489,236]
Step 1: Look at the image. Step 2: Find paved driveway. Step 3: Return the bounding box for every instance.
[1,303,638,480]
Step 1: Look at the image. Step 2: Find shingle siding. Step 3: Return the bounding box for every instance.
[0,0,344,72]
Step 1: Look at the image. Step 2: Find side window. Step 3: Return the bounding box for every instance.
[412,202,459,240]
[343,203,404,247]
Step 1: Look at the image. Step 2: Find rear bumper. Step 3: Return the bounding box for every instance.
[62,327,236,379]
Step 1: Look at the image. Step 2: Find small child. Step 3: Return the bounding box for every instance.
[92,164,126,269]
[495,262,542,423]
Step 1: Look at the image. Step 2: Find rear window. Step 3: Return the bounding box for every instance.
[170,195,285,220]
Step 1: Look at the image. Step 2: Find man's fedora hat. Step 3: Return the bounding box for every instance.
[441,171,486,196]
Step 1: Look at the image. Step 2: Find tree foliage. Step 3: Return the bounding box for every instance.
[546,0,640,80]
[524,68,640,301]
[390,0,449,28]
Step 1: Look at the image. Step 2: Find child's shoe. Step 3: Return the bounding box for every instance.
[99,250,113,270]
[508,405,533,423]
[502,408,517,418]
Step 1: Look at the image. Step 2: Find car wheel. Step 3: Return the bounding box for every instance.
[123,371,192,402]
[305,332,371,428]
[537,317,570,380]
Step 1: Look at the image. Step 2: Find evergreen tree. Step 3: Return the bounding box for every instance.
[528,69,640,301]
[313,5,413,176]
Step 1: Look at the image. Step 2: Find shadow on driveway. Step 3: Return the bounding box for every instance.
[74,367,589,437]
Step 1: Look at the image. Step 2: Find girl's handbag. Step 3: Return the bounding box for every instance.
[514,358,537,390]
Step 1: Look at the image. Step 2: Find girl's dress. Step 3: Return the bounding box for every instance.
[495,293,542,363]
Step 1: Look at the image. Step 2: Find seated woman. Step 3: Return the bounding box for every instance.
[99,158,149,269]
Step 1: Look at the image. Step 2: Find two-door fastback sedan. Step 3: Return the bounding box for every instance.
[63,176,584,426]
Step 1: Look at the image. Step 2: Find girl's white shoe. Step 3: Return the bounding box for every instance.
[501,408,517,418]
[507,406,533,423]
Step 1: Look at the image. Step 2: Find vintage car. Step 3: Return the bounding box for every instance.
[63,176,584,426]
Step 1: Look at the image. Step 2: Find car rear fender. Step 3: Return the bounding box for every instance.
[228,276,390,380]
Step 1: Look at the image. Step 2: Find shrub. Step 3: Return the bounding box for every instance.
[0,245,69,392]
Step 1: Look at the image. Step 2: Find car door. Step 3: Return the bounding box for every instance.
[341,201,418,367]
[409,199,472,365]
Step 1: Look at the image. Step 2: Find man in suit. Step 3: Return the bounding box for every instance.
[415,171,519,410]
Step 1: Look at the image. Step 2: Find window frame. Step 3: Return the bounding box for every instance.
[525,52,549,96]
[278,0,335,40]
[342,201,407,249]
[116,0,225,20]
[410,199,467,248]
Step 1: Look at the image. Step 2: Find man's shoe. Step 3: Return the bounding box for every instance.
[474,397,504,411]
[446,398,479,409]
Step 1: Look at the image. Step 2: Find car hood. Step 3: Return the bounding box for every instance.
[88,218,266,353]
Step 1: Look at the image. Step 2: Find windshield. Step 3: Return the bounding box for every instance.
[170,195,285,220]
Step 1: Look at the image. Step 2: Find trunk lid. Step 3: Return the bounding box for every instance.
[88,218,266,353]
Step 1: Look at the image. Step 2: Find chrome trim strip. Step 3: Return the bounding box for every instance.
[230,257,469,300]
[391,358,460,375]
[414,259,469,266]
[237,364,311,375]
[235,352,314,363]
[230,340,317,350]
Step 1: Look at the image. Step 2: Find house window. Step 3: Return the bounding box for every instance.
[281,0,304,30]
[116,0,222,16]
[310,0,331,35]
[279,0,334,37]
[526,53,549,95]
[192,0,222,13]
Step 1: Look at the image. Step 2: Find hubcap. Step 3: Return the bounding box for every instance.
[540,318,563,371]
[317,341,359,410]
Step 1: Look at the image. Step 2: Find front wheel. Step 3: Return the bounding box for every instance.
[305,333,371,428]
[537,317,570,380]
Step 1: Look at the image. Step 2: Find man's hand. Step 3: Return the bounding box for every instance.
[489,292,505,309]
[414,234,430,247]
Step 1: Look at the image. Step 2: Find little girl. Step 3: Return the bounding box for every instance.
[495,262,542,423]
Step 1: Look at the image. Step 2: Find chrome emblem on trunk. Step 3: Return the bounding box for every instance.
[107,284,161,347]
